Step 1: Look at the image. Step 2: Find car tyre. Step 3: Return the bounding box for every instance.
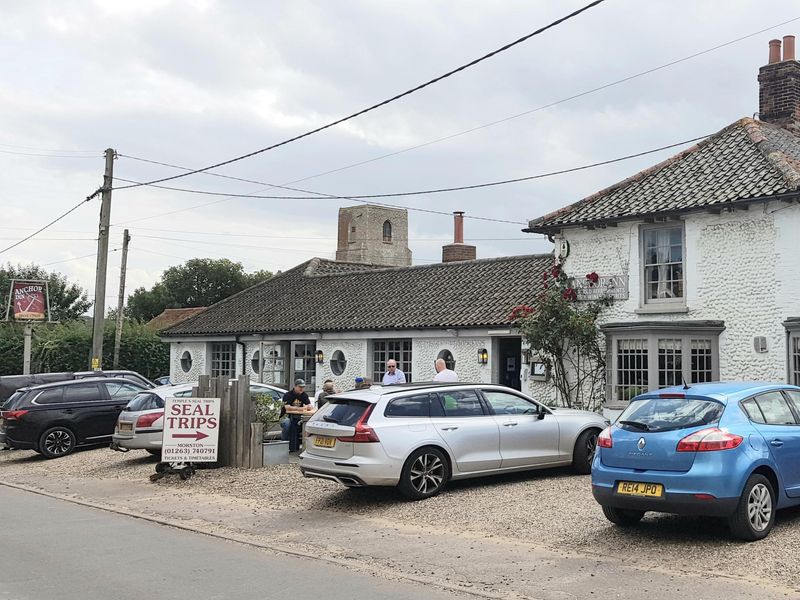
[602,505,644,526]
[39,426,77,459]
[728,473,775,541]
[398,447,450,501]
[572,428,600,474]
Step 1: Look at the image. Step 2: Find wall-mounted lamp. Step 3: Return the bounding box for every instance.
[315,349,325,364]
[521,349,532,365]
[477,348,489,365]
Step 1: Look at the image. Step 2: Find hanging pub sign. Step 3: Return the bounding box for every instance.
[5,279,50,321]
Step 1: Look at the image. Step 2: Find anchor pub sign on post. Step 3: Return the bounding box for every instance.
[4,279,51,322]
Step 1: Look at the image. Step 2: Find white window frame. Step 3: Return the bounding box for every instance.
[210,342,237,379]
[639,222,686,308]
[603,323,722,407]
[786,319,800,386]
[371,339,412,383]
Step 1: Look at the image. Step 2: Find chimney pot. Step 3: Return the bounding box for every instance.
[769,38,782,64]
[784,35,796,61]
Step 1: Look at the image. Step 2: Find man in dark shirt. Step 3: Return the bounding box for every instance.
[282,379,311,452]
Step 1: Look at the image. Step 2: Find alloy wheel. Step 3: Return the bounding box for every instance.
[747,483,772,532]
[586,431,598,464]
[409,453,445,495]
[44,430,73,456]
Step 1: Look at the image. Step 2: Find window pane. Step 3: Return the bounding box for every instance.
[643,226,684,301]
[262,344,285,387]
[105,382,141,400]
[372,339,412,382]
[741,397,765,423]
[435,390,485,417]
[792,337,800,387]
[210,342,236,379]
[64,383,103,403]
[755,392,797,425]
[125,393,164,411]
[785,390,800,413]
[615,339,648,402]
[385,394,430,417]
[690,339,713,383]
[34,388,64,405]
[657,339,682,388]
[482,391,537,415]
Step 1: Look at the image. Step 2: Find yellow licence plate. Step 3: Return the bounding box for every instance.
[313,436,336,448]
[119,422,133,432]
[616,481,664,497]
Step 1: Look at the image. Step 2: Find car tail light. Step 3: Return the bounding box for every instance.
[676,427,743,452]
[3,409,29,421]
[338,404,380,443]
[136,411,164,429]
[659,393,685,399]
[597,426,613,448]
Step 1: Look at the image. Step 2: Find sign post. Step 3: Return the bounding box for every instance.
[162,396,221,463]
[4,279,51,375]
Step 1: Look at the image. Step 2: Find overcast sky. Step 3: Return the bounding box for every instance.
[1,0,797,315]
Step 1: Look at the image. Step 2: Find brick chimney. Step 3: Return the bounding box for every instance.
[442,212,477,263]
[758,35,800,128]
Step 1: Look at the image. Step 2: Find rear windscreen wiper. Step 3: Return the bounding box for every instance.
[619,420,650,431]
[322,415,339,423]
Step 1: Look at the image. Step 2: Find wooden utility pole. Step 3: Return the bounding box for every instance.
[90,148,115,371]
[112,229,131,369]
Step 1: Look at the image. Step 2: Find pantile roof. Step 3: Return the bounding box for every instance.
[162,255,551,336]
[528,118,800,232]
[145,307,207,332]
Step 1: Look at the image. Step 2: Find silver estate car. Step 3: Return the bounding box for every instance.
[300,382,608,500]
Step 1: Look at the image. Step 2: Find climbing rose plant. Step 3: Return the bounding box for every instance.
[510,267,611,412]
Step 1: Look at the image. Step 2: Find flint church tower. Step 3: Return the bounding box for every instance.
[335,205,412,267]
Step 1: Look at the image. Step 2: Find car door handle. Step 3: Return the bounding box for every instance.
[64,409,74,414]
[440,426,459,431]
[503,422,518,427]
[771,439,784,447]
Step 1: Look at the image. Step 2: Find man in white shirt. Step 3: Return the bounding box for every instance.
[382,359,406,385]
[433,358,459,382]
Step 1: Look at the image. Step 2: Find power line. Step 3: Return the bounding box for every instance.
[0,149,100,159]
[0,190,101,255]
[113,14,799,221]
[41,248,120,267]
[115,134,709,203]
[0,142,97,153]
[110,0,606,192]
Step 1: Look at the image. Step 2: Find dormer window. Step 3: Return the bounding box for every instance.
[641,224,685,306]
[382,220,392,243]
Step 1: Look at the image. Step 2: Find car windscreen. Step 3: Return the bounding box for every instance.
[616,396,724,432]
[318,398,371,426]
[124,392,165,412]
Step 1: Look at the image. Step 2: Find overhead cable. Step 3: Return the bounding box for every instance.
[110,0,606,191]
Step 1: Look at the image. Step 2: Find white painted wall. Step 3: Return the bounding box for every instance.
[316,339,368,392]
[170,342,206,383]
[412,336,493,383]
[555,201,800,387]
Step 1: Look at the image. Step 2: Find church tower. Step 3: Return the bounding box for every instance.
[335,205,412,267]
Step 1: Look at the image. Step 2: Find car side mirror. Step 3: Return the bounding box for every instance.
[537,408,546,420]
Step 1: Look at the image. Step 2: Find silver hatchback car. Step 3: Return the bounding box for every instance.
[300,382,608,500]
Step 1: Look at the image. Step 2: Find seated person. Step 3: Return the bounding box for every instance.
[281,379,315,452]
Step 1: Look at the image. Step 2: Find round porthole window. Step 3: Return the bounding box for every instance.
[180,350,192,373]
[437,349,455,371]
[251,350,262,374]
[331,350,347,376]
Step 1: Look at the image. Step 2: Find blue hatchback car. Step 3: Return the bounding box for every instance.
[592,382,800,541]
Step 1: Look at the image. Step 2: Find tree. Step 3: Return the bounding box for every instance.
[0,263,92,322]
[127,258,272,321]
[510,265,612,412]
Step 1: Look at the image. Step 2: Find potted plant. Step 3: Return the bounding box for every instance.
[254,393,289,465]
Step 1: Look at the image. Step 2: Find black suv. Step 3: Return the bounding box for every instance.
[0,378,146,458]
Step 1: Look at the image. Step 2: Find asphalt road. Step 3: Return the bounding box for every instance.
[0,485,469,600]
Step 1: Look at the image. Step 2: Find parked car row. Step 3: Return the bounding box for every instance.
[5,373,800,542]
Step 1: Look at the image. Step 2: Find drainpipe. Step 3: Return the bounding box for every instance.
[235,336,246,376]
